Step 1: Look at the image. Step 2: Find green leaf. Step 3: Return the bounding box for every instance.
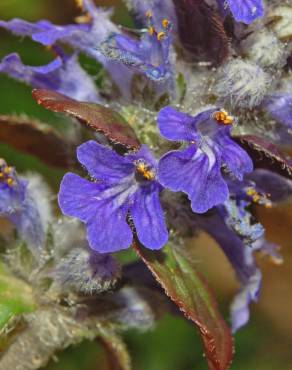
[176,73,187,103]
[133,242,233,370]
[0,263,36,330]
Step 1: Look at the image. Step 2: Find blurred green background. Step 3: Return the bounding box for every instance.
[0,1,292,369]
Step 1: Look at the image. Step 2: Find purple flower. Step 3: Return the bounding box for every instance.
[157,107,253,213]
[98,12,173,83]
[204,176,282,331]
[197,209,261,332]
[221,195,281,332]
[217,0,264,24]
[262,93,292,129]
[0,52,100,102]
[0,159,45,252]
[126,0,177,33]
[0,1,133,98]
[199,198,279,332]
[58,141,168,253]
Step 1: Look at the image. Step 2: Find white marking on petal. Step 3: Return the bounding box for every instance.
[200,141,216,171]
[94,173,138,210]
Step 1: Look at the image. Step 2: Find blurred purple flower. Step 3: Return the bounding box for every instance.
[0,159,45,252]
[199,195,280,332]
[217,0,263,24]
[247,169,292,202]
[58,141,168,253]
[98,12,173,82]
[0,0,133,98]
[0,52,100,102]
[157,107,253,213]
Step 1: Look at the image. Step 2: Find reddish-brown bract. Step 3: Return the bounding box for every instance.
[0,114,74,168]
[133,242,233,370]
[173,0,229,64]
[32,89,141,151]
[235,135,292,180]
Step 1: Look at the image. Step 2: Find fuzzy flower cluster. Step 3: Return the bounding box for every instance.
[0,0,290,335]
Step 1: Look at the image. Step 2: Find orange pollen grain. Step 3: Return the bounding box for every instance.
[157,31,166,41]
[145,10,152,18]
[246,188,256,196]
[162,19,169,28]
[213,110,233,125]
[3,166,12,174]
[75,14,92,24]
[136,163,155,181]
[6,178,13,187]
[148,26,155,36]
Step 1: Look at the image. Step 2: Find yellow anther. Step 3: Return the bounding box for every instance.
[148,26,155,36]
[157,31,166,41]
[246,187,272,208]
[246,187,256,196]
[75,13,92,24]
[3,166,12,174]
[252,194,260,203]
[213,109,234,125]
[6,178,13,187]
[136,162,155,181]
[162,18,169,28]
[145,10,152,18]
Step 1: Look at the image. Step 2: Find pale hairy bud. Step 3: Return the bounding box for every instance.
[54,247,121,294]
[240,30,288,70]
[25,173,53,233]
[266,3,292,42]
[214,59,271,109]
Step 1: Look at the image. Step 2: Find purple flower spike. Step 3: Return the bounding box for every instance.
[202,180,282,332]
[217,0,264,24]
[58,141,168,253]
[0,52,100,102]
[0,159,45,252]
[98,12,173,82]
[0,2,133,99]
[158,107,253,213]
[198,208,264,333]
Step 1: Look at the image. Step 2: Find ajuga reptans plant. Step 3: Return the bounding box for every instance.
[0,0,291,369]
